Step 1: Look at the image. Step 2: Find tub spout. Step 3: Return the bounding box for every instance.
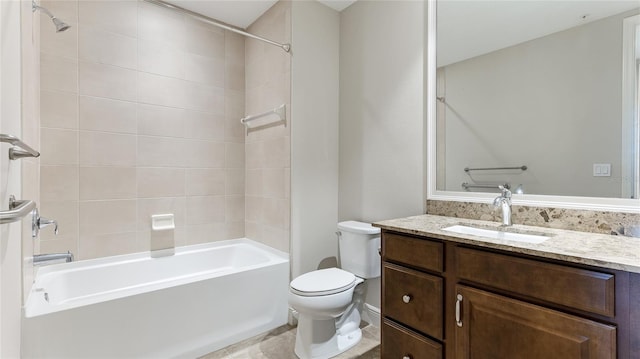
[33,251,74,266]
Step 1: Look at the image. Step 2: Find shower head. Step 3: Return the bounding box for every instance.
[51,17,71,32]
[32,1,71,33]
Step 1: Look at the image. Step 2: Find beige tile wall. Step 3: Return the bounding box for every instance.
[244,1,292,253]
[39,0,246,260]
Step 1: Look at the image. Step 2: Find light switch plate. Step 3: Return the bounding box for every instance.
[593,163,611,177]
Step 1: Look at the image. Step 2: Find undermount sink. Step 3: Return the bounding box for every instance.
[442,225,550,244]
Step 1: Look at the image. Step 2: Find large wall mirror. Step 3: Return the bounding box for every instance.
[427,0,640,213]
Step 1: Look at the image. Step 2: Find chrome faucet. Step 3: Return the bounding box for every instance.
[33,251,74,266]
[493,185,512,226]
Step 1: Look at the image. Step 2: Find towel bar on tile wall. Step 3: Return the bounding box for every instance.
[0,134,40,160]
[464,165,527,172]
[461,182,511,190]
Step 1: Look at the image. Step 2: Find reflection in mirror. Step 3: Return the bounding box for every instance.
[435,1,640,199]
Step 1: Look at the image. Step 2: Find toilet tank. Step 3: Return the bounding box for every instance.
[337,221,381,279]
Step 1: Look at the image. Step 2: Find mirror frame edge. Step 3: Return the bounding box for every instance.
[425,0,640,214]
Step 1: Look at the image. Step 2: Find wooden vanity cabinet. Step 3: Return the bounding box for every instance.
[381,230,637,359]
[381,232,445,358]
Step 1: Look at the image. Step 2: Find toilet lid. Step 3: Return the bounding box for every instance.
[290,268,356,297]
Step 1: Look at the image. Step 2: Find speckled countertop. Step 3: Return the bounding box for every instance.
[373,214,640,273]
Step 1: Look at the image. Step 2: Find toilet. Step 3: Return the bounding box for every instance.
[288,221,381,359]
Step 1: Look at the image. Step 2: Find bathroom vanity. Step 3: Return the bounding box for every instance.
[375,215,640,359]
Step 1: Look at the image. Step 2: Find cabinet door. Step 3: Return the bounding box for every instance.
[455,285,616,359]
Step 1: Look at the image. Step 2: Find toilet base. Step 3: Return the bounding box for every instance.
[294,306,362,359]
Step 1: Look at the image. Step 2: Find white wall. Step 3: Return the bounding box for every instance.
[291,1,340,278]
[1,1,24,356]
[339,1,426,308]
[21,0,41,305]
[440,10,637,198]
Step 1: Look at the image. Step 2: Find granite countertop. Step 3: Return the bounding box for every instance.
[373,214,640,273]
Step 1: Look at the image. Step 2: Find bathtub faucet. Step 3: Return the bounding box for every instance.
[33,251,74,266]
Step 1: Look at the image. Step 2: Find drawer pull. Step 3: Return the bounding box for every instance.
[403,355,412,359]
[402,294,412,304]
[455,294,463,327]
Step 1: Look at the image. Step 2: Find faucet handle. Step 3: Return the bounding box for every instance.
[39,217,58,234]
[31,208,59,238]
[498,185,512,198]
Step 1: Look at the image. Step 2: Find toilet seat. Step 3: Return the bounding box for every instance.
[290,268,356,297]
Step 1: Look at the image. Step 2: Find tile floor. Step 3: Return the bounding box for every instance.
[199,324,380,359]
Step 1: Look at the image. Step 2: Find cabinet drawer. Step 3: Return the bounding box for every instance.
[382,319,442,359]
[383,263,443,339]
[384,232,443,272]
[456,247,615,317]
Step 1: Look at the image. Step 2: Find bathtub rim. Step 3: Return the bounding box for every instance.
[24,238,290,318]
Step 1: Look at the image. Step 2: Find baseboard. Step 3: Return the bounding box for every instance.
[363,303,380,327]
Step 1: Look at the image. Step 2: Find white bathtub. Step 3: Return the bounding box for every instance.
[22,239,290,358]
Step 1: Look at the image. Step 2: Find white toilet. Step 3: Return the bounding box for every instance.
[288,221,381,359]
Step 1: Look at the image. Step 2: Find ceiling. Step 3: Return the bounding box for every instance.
[168,0,357,29]
[159,1,638,65]
[438,1,640,66]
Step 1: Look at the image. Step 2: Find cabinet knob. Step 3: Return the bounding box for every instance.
[403,355,413,359]
[402,294,412,304]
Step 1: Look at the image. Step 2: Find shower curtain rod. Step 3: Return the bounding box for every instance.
[142,0,291,53]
